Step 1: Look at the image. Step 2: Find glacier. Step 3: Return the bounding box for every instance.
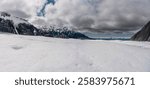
[0,33,150,72]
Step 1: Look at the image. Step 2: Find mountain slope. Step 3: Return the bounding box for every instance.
[0,12,39,35]
[0,12,90,39]
[131,21,150,41]
[39,26,90,39]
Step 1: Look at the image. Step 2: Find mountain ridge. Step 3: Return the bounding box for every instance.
[0,12,90,39]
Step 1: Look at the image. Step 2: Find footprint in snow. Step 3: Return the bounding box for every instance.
[12,46,23,50]
[89,63,93,66]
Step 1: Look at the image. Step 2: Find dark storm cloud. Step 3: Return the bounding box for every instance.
[44,0,150,32]
[70,16,95,28]
[0,0,150,32]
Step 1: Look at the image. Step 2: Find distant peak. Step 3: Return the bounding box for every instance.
[0,11,11,17]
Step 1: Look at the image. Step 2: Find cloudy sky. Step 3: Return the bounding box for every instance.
[0,0,150,32]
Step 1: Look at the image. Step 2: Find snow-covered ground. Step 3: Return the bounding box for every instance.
[0,33,150,72]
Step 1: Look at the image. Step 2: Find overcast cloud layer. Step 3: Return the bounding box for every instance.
[0,0,150,32]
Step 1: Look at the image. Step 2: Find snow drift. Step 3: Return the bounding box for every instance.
[0,33,150,72]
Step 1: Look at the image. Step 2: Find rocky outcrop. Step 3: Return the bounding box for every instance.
[131,21,150,41]
[0,18,15,33]
[0,18,39,35]
[16,23,39,35]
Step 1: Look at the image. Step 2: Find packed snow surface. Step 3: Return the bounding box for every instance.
[0,33,150,72]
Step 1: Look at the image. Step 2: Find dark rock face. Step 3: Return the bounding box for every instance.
[16,23,39,35]
[0,18,15,33]
[0,11,39,36]
[0,18,39,35]
[131,21,150,41]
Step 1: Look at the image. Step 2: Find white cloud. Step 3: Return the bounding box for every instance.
[0,0,44,18]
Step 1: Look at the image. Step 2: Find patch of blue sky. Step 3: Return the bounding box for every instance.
[37,0,55,16]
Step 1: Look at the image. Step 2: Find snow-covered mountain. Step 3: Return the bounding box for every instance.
[0,12,39,35]
[0,12,90,39]
[39,26,90,39]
